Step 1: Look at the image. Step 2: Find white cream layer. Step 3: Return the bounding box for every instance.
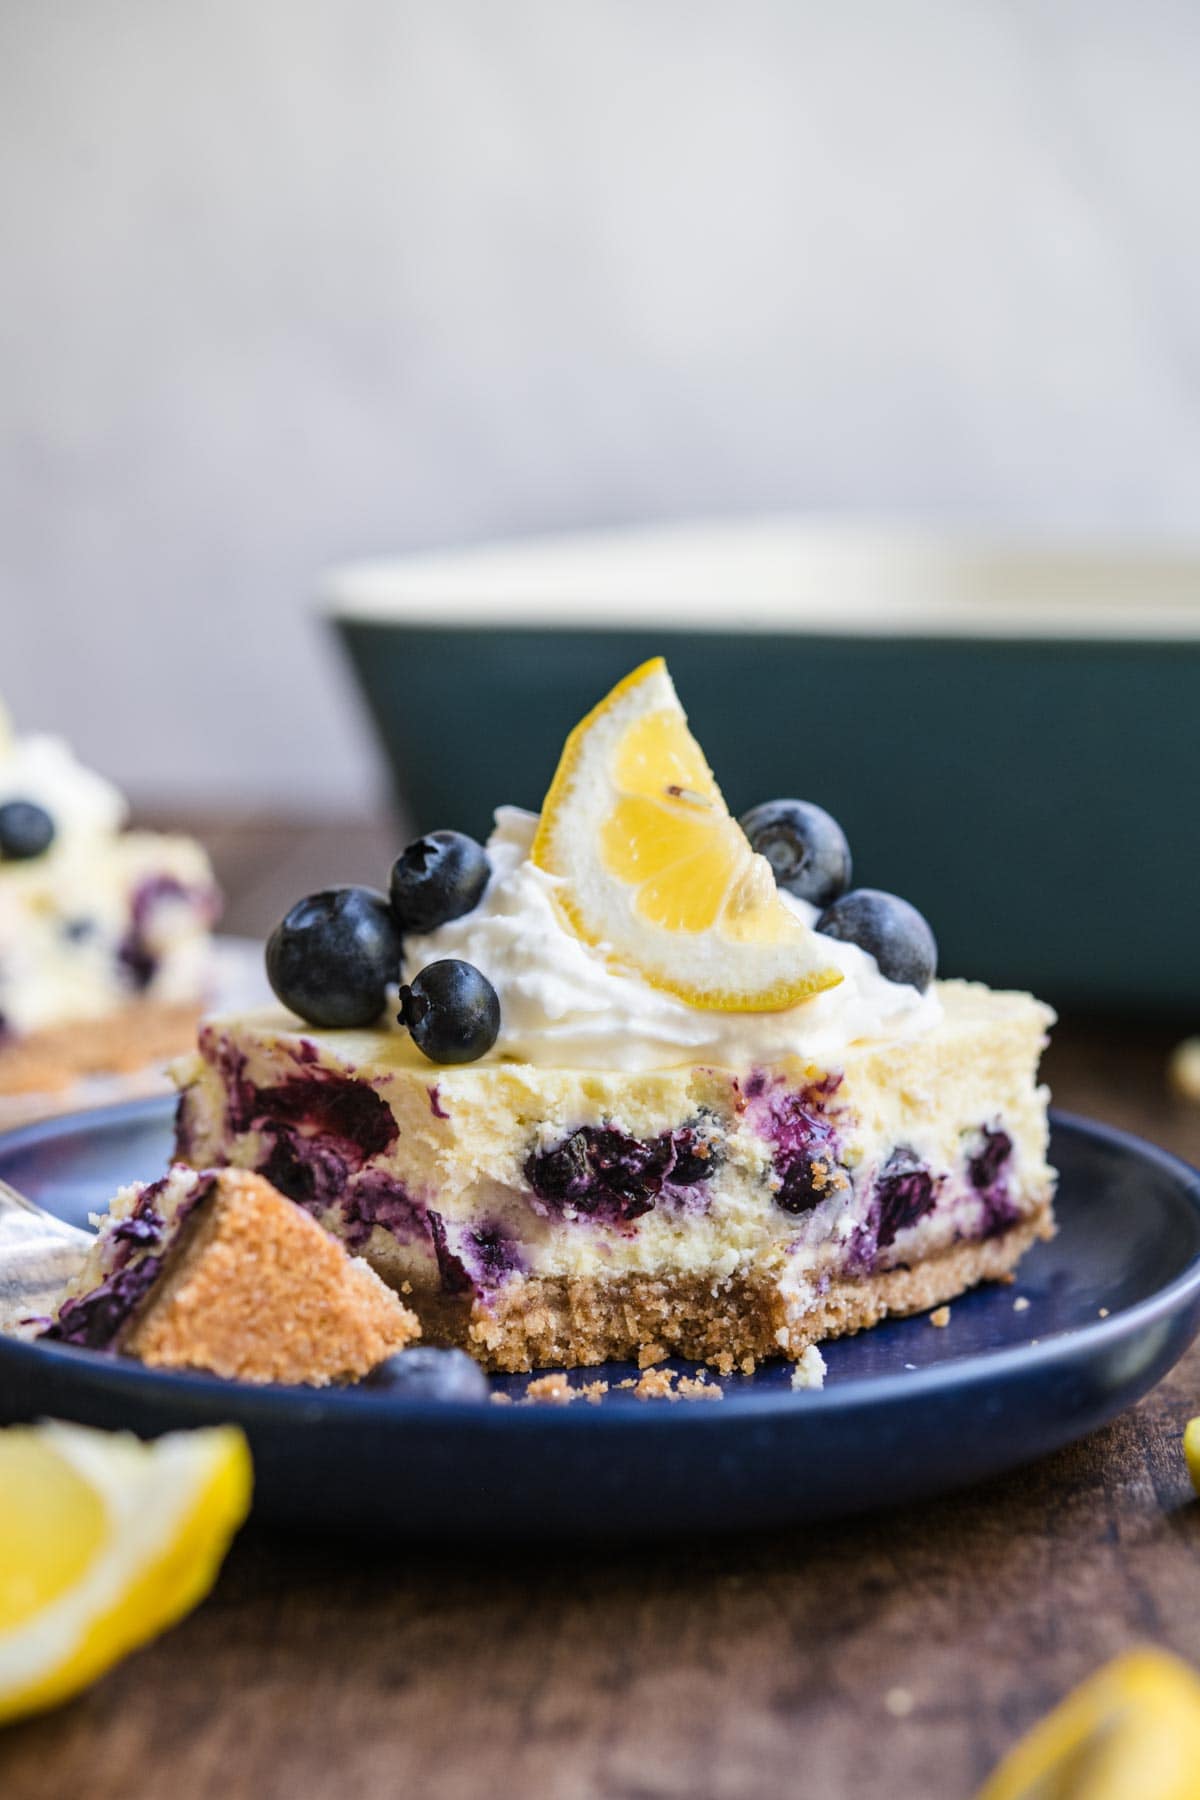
[400,809,941,1073]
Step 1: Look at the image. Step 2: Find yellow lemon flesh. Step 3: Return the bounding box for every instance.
[0,1420,252,1725]
[977,1648,1200,1799]
[532,658,843,1011]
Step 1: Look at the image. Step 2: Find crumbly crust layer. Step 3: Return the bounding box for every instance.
[0,1001,202,1095]
[126,1168,420,1385]
[391,1198,1055,1372]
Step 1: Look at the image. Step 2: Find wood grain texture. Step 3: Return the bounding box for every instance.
[3,816,1199,1800]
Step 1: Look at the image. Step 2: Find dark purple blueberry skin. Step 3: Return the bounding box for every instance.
[399,959,500,1065]
[42,1256,165,1350]
[775,1158,838,1216]
[525,1120,721,1226]
[968,1126,1019,1237]
[816,888,937,992]
[266,886,402,1028]
[41,1175,214,1352]
[389,831,490,933]
[341,1171,427,1252]
[240,1071,399,1215]
[968,1126,1013,1191]
[427,1210,525,1293]
[362,1345,489,1401]
[743,1073,845,1219]
[874,1149,937,1248]
[739,799,851,907]
[0,799,55,861]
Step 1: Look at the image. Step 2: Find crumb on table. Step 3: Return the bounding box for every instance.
[1013,1295,1031,1313]
[930,1305,951,1328]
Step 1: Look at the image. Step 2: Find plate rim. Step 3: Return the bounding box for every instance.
[2,1099,1198,1429]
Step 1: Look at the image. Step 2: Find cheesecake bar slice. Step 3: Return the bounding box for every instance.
[42,1165,419,1384]
[172,981,1055,1373]
[0,702,220,1095]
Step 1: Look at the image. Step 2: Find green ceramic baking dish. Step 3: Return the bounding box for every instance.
[325,522,1200,1012]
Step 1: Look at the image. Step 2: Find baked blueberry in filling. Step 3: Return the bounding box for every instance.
[43,1254,167,1350]
[42,1175,214,1352]
[427,1212,525,1294]
[967,1124,1019,1237]
[524,1119,721,1225]
[257,1127,350,1212]
[427,1210,474,1294]
[214,1064,399,1214]
[874,1148,938,1248]
[116,932,159,992]
[968,1125,1013,1191]
[340,1170,428,1251]
[744,1074,846,1218]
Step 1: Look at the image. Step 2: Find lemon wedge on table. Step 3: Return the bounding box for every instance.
[977,1648,1200,1799]
[532,658,844,1011]
[0,1420,251,1725]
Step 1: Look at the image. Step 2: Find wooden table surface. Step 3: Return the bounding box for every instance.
[4,815,1200,1800]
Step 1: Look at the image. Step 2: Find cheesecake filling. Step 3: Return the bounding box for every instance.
[173,982,1053,1315]
[399,809,942,1072]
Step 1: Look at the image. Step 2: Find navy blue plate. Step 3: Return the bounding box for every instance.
[1,1099,1198,1538]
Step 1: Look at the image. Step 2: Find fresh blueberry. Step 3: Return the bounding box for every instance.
[398,959,500,1064]
[266,887,402,1028]
[816,888,937,991]
[0,800,55,861]
[362,1345,490,1400]
[389,831,490,933]
[738,799,851,907]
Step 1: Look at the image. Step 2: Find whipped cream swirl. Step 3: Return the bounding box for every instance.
[400,809,942,1072]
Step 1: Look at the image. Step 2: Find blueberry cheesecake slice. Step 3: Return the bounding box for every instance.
[0,700,220,1094]
[42,1164,419,1384]
[172,659,1055,1373]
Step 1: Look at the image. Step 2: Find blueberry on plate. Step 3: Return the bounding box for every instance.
[0,799,55,861]
[390,831,490,933]
[266,887,402,1028]
[816,888,937,992]
[738,799,851,908]
[399,959,500,1065]
[362,1345,490,1401]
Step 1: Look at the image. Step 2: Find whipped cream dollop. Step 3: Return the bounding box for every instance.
[400,809,942,1072]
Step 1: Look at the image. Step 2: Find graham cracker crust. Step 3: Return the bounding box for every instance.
[0,1001,202,1095]
[126,1169,420,1385]
[399,1200,1056,1373]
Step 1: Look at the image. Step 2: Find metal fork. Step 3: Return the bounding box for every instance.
[0,1176,91,1334]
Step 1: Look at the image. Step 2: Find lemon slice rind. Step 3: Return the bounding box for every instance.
[0,1421,252,1724]
[532,658,843,1012]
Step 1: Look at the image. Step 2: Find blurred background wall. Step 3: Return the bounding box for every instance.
[1,0,1198,808]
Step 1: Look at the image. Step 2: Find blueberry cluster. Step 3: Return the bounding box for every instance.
[739,799,937,992]
[0,799,55,861]
[265,829,501,1064]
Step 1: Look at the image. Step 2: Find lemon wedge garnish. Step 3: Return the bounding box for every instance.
[0,1420,251,1724]
[1184,1417,1200,1492]
[977,1648,1200,1799]
[531,657,843,1011]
